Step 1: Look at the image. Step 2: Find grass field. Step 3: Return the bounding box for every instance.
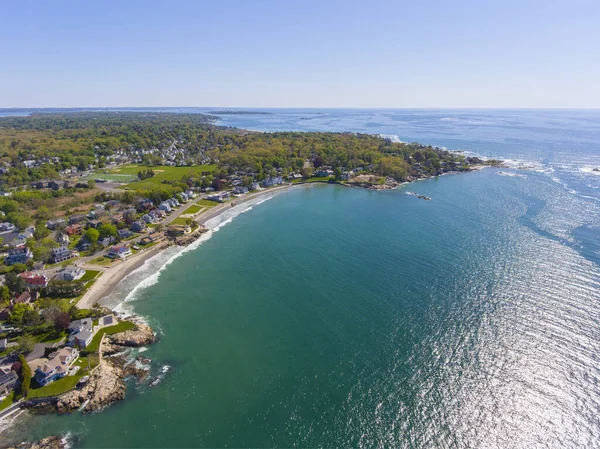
[83,164,217,189]
[84,320,136,354]
[172,217,193,226]
[80,269,101,282]
[196,199,218,208]
[0,391,15,411]
[183,204,203,214]
[27,373,84,399]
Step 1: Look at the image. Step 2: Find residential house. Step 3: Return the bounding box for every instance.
[141,214,154,224]
[111,213,124,225]
[207,191,231,202]
[158,202,172,213]
[0,338,6,351]
[32,347,79,386]
[340,171,355,181]
[130,220,146,232]
[117,229,134,240]
[56,265,86,281]
[64,224,83,236]
[99,236,116,247]
[18,272,48,289]
[46,218,66,230]
[86,219,101,229]
[149,209,165,221]
[262,176,283,187]
[56,232,69,245]
[250,182,261,190]
[14,291,34,304]
[0,370,18,396]
[69,214,86,225]
[107,243,132,259]
[4,247,33,265]
[50,246,74,264]
[0,222,16,232]
[48,181,61,191]
[233,186,249,194]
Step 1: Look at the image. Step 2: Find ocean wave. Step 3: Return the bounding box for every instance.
[111,195,275,314]
[580,167,600,176]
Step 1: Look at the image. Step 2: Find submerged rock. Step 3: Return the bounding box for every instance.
[8,436,64,449]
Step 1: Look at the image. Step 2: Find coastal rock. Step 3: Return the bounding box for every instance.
[108,322,156,347]
[55,360,126,414]
[7,436,65,449]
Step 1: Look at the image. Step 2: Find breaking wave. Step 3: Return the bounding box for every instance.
[107,195,276,315]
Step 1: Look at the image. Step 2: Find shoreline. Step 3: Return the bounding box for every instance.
[76,184,294,310]
[76,167,499,312]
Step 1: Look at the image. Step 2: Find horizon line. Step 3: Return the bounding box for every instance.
[1,106,600,111]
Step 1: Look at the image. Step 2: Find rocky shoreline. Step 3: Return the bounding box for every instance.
[23,322,156,416]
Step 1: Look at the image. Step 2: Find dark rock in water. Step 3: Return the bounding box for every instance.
[8,436,64,449]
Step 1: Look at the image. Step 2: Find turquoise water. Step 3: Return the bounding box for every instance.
[5,169,600,447]
[2,109,600,447]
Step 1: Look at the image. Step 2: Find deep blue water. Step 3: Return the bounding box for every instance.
[2,109,600,448]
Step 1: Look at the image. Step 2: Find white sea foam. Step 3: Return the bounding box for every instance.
[110,194,276,314]
[580,166,600,176]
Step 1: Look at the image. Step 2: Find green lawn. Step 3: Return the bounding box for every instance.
[35,328,68,344]
[90,256,116,267]
[183,204,202,214]
[80,269,101,282]
[84,321,136,354]
[196,199,218,208]
[27,373,84,399]
[0,391,16,411]
[292,176,332,183]
[172,217,192,226]
[119,164,217,190]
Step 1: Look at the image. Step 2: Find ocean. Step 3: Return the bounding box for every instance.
[2,109,600,448]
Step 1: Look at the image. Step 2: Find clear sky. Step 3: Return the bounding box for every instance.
[1,0,599,108]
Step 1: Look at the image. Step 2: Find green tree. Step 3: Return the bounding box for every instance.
[9,303,33,325]
[34,224,50,240]
[17,334,36,355]
[0,285,9,307]
[11,263,27,274]
[98,223,117,239]
[87,179,96,189]
[34,206,52,220]
[333,167,342,179]
[17,354,31,398]
[84,228,100,244]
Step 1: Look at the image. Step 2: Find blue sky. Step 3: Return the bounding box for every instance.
[1,0,599,108]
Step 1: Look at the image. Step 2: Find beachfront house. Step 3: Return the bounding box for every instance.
[107,243,132,259]
[69,318,94,348]
[57,265,86,281]
[32,347,79,386]
[4,247,33,265]
[207,191,231,202]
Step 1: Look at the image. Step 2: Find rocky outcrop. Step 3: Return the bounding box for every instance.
[26,360,126,415]
[107,322,155,348]
[8,436,65,449]
[23,322,156,415]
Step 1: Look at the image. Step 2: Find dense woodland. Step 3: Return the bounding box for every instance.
[0,112,477,186]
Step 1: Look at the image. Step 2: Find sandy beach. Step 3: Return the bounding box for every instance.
[76,184,294,310]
